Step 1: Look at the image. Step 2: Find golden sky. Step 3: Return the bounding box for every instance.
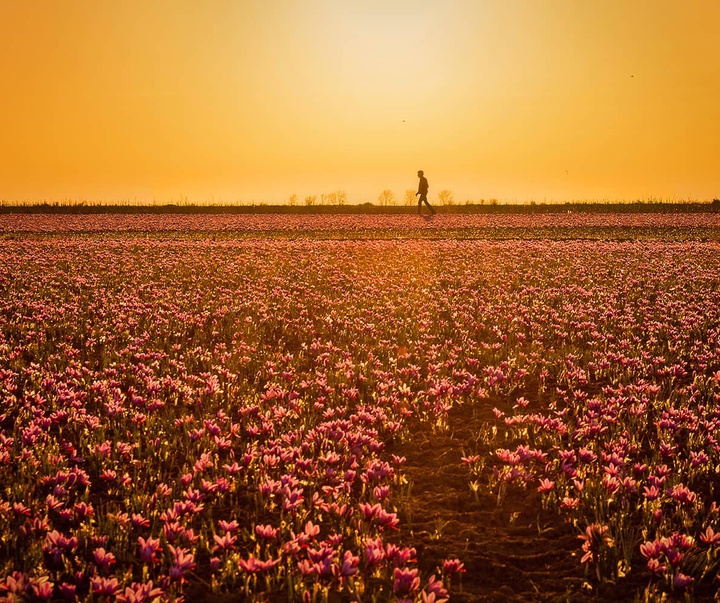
[1,0,719,204]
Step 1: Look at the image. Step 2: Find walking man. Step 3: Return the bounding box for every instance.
[416,170,436,215]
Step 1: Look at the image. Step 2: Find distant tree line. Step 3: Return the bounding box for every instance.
[285,191,348,207]
[285,189,461,207]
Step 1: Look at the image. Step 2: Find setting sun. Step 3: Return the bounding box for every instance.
[1,0,719,204]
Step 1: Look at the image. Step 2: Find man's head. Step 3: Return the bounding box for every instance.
[417,170,424,177]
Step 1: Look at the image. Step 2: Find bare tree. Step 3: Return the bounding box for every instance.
[304,195,316,206]
[288,193,298,207]
[378,189,396,206]
[403,189,416,206]
[336,190,347,206]
[438,189,455,206]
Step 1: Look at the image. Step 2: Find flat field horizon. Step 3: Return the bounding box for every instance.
[1,198,719,216]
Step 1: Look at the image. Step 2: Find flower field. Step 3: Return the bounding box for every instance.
[2,212,719,240]
[1,213,720,602]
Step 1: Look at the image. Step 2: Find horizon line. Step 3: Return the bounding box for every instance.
[2,197,719,208]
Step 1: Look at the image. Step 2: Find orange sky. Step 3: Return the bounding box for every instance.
[1,1,719,204]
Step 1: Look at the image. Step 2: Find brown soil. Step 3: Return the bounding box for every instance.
[389,401,647,602]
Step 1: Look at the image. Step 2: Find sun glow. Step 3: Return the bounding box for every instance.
[1,0,719,204]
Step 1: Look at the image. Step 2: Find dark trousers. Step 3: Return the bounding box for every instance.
[417,194,435,214]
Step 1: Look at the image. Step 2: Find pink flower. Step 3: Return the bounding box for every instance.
[32,579,54,601]
[700,525,720,545]
[43,530,78,567]
[255,524,278,540]
[138,537,162,565]
[643,485,661,501]
[560,497,581,511]
[92,548,116,572]
[212,532,237,553]
[167,544,195,582]
[364,537,386,566]
[359,502,381,521]
[302,521,320,538]
[393,567,421,597]
[640,540,663,559]
[537,478,555,493]
[673,572,693,590]
[307,542,335,564]
[578,524,611,564]
[2,572,30,595]
[239,555,279,574]
[116,581,165,603]
[646,558,667,576]
[373,485,390,500]
[45,495,64,512]
[58,582,76,599]
[297,559,316,577]
[12,503,32,517]
[91,577,120,597]
[222,462,241,475]
[667,484,697,505]
[423,574,449,603]
[377,508,400,530]
[385,544,417,567]
[443,558,465,575]
[218,519,239,533]
[334,550,359,578]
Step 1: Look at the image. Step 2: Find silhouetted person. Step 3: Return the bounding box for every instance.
[416,170,436,215]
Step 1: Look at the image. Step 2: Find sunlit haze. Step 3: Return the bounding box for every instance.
[1,1,719,204]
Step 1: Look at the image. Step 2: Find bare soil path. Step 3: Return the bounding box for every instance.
[389,400,643,602]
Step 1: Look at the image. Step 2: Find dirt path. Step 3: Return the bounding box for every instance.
[389,401,601,603]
